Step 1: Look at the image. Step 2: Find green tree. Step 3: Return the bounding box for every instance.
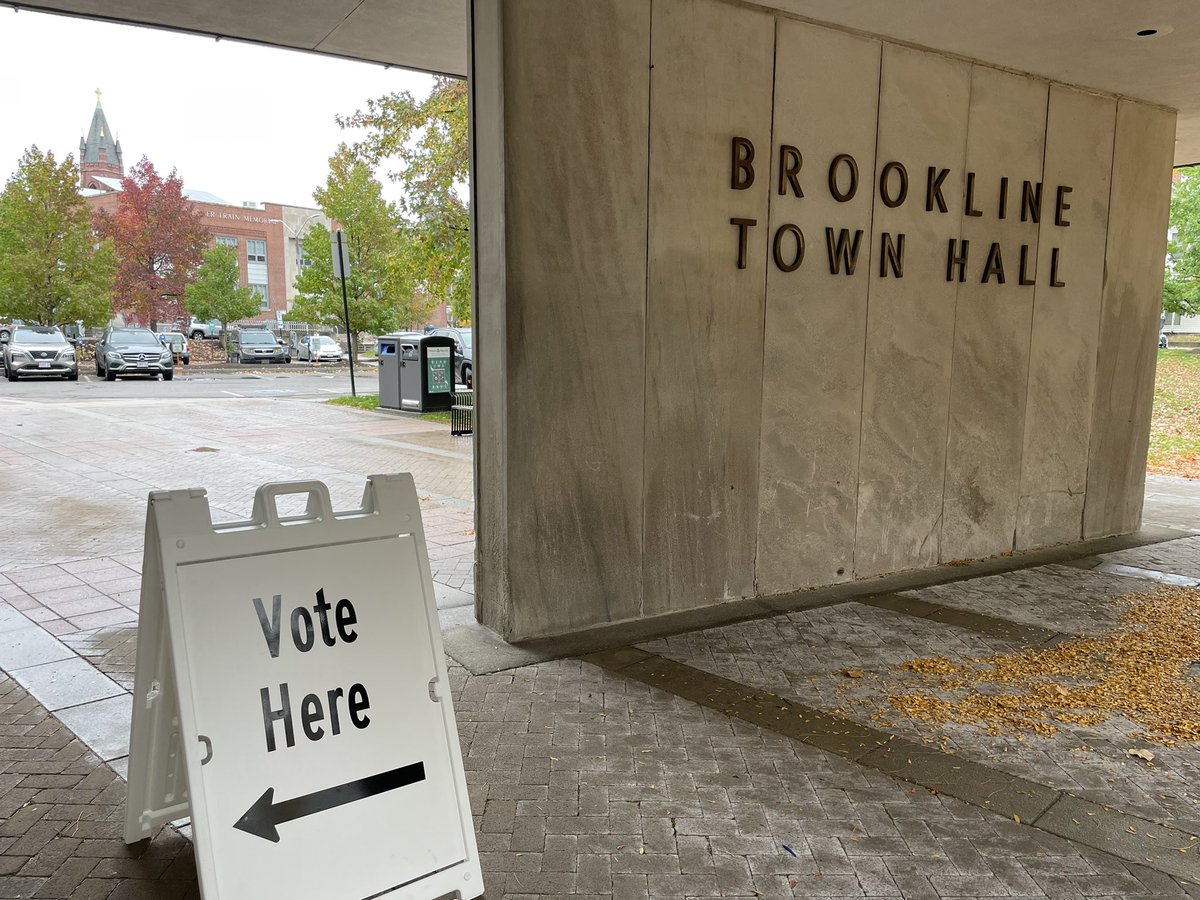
[338,77,470,324]
[185,244,262,352]
[289,149,424,342]
[1165,166,1200,318]
[0,146,115,326]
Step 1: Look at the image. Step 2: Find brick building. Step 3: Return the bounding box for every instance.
[79,95,326,324]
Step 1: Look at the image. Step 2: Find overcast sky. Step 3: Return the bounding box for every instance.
[0,9,434,207]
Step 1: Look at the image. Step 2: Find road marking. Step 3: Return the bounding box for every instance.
[318,388,338,393]
[220,390,245,398]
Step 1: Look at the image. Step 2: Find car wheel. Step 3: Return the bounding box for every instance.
[66,371,79,382]
[191,330,203,340]
[105,366,116,382]
[96,362,103,376]
[462,364,472,389]
[162,370,174,381]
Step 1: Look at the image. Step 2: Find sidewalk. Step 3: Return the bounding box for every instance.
[3,526,1200,897]
[0,389,1198,899]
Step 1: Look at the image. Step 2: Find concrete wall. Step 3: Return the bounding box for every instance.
[472,0,1176,642]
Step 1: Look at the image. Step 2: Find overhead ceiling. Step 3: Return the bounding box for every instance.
[11,0,469,77]
[768,0,1200,166]
[11,0,1200,163]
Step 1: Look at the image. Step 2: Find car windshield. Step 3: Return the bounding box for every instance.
[458,330,472,348]
[241,332,276,345]
[314,336,337,347]
[162,334,185,349]
[111,330,160,346]
[13,329,65,344]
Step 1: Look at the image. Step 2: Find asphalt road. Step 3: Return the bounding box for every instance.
[0,366,379,402]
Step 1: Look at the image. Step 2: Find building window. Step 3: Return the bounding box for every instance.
[250,282,269,311]
[216,236,238,250]
[247,239,267,263]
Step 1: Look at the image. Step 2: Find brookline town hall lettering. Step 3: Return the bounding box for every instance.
[727,137,1071,287]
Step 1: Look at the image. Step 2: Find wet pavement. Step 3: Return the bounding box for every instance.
[1,384,1199,898]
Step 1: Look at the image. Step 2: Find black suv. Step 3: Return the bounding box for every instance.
[433,327,473,387]
[228,329,290,364]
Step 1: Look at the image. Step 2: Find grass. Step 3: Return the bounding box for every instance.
[1149,349,1200,479]
[327,394,379,411]
[327,393,453,424]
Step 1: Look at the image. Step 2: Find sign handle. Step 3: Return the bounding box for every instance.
[249,481,336,526]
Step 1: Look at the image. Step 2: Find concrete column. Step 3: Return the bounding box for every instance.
[471,0,1177,643]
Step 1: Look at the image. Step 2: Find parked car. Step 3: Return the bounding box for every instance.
[432,326,473,387]
[95,327,175,381]
[3,325,78,381]
[158,331,191,365]
[294,334,344,363]
[57,321,87,346]
[0,320,24,344]
[229,329,290,364]
[188,318,222,340]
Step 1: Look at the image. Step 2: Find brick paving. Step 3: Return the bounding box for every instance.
[6,651,1200,899]
[641,539,1200,842]
[0,674,197,900]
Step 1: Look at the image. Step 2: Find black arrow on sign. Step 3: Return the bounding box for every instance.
[233,762,426,843]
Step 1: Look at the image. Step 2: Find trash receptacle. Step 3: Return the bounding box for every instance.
[380,334,455,412]
[377,336,402,409]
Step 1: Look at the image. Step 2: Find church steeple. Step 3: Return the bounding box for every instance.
[80,90,124,190]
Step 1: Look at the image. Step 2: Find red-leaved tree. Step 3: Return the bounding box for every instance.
[95,157,209,326]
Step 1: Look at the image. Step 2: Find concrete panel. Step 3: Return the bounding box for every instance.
[643,0,775,613]
[756,22,881,594]
[501,0,651,639]
[940,68,1048,562]
[855,44,970,577]
[1084,101,1176,538]
[1016,87,1116,549]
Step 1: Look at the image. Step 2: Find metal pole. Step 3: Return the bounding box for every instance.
[337,230,357,398]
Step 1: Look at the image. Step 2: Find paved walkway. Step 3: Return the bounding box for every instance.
[2,395,1200,898]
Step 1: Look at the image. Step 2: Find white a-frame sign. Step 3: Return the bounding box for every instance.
[124,475,483,900]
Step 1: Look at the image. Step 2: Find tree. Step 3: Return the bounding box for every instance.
[1165,166,1200,318]
[0,146,115,326]
[338,77,470,324]
[185,245,262,352]
[289,149,423,341]
[95,157,209,327]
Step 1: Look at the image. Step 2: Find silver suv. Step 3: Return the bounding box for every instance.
[96,327,175,381]
[3,326,78,381]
